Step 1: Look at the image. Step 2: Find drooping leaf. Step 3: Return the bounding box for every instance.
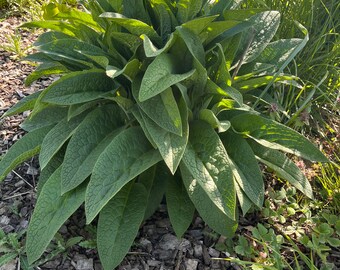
[234,181,253,215]
[20,106,68,131]
[39,112,87,169]
[180,163,237,237]
[100,12,161,43]
[37,148,65,196]
[220,131,264,208]
[21,21,78,36]
[106,59,140,81]
[138,164,169,220]
[2,91,41,118]
[85,127,162,223]
[42,70,117,105]
[26,167,86,264]
[0,125,53,182]
[141,33,176,58]
[205,79,243,106]
[176,0,203,24]
[139,53,195,101]
[25,62,69,86]
[248,140,314,199]
[230,113,328,162]
[133,77,183,135]
[166,173,195,238]
[255,38,304,67]
[182,15,218,35]
[182,120,236,220]
[200,20,241,45]
[139,97,188,173]
[97,182,147,270]
[61,105,125,194]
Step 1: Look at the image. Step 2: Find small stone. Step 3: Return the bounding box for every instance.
[185,259,198,270]
[178,239,191,252]
[159,234,180,250]
[188,230,203,239]
[147,260,161,267]
[208,247,220,258]
[202,247,211,265]
[19,219,29,229]
[26,166,39,176]
[59,225,68,234]
[193,244,203,258]
[14,180,25,187]
[73,255,93,270]
[0,216,10,225]
[139,238,152,253]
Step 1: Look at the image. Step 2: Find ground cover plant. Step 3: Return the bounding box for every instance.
[0,0,330,269]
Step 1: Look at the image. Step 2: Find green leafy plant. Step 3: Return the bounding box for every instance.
[0,1,329,269]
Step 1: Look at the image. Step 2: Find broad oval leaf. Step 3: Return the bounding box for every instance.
[139,53,195,101]
[141,33,176,58]
[180,163,237,237]
[248,140,314,199]
[97,182,147,270]
[176,0,203,24]
[39,112,87,169]
[133,77,183,136]
[25,62,69,86]
[220,131,264,208]
[42,70,117,105]
[85,127,162,223]
[230,113,328,162]
[0,125,53,182]
[182,120,236,220]
[61,105,125,194]
[100,12,161,43]
[2,91,41,118]
[20,106,68,132]
[139,97,188,174]
[166,174,195,238]
[26,167,86,264]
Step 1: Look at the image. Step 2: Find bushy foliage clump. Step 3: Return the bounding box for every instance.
[0,0,328,269]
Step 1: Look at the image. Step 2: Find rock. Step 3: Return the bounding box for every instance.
[0,215,10,225]
[178,239,191,252]
[185,259,199,270]
[0,260,16,270]
[159,234,180,250]
[139,238,152,253]
[73,255,93,270]
[147,260,161,267]
[202,246,211,265]
[208,247,220,258]
[193,244,203,258]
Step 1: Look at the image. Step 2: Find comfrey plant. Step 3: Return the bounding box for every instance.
[0,0,328,269]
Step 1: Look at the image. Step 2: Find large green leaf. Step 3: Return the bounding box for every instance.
[100,12,161,43]
[139,53,195,101]
[220,131,264,208]
[122,0,151,24]
[176,0,203,24]
[0,125,52,182]
[182,15,218,35]
[180,163,237,237]
[39,112,87,169]
[133,77,183,135]
[200,20,241,45]
[138,164,169,220]
[182,120,236,220]
[61,105,125,194]
[25,62,69,86]
[21,21,78,36]
[97,182,147,270]
[2,91,41,118]
[26,167,86,264]
[166,174,195,238]
[42,70,116,105]
[20,106,68,131]
[141,33,176,58]
[255,38,304,67]
[248,140,314,199]
[85,127,162,223]
[140,97,188,174]
[230,113,328,162]
[234,181,253,215]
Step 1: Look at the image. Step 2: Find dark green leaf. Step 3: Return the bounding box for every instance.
[166,174,195,238]
[182,120,236,220]
[97,182,147,270]
[0,125,53,182]
[26,168,86,264]
[85,127,162,223]
[2,91,41,118]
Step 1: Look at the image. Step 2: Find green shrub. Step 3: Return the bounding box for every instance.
[0,1,328,269]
